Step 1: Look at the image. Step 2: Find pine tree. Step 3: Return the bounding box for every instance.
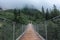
[42,6,45,14]
[45,8,50,20]
[42,6,45,18]
[51,5,59,18]
[17,9,21,23]
[13,9,18,22]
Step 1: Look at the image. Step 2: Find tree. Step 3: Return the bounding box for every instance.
[17,9,20,23]
[0,7,2,10]
[42,6,45,18]
[18,9,20,16]
[45,8,50,20]
[53,5,59,16]
[13,9,18,23]
[50,5,59,18]
[42,6,45,14]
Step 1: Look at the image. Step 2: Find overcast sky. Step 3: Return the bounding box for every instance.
[0,0,60,10]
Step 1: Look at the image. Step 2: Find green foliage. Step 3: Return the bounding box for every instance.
[50,5,60,18]
[45,8,50,20]
[0,5,60,24]
[0,5,60,40]
[47,21,60,40]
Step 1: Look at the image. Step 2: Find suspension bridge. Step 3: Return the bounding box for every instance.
[16,23,45,40]
[0,15,60,40]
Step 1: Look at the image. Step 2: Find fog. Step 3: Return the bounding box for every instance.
[0,0,60,10]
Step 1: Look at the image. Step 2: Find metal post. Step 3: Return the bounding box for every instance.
[13,22,16,40]
[45,21,48,40]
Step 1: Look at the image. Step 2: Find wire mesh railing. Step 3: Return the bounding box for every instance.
[0,16,60,40]
[0,20,13,40]
[33,22,46,38]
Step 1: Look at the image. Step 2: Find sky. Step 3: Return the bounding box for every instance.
[0,0,60,10]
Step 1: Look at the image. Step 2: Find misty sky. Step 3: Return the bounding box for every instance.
[0,0,60,10]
